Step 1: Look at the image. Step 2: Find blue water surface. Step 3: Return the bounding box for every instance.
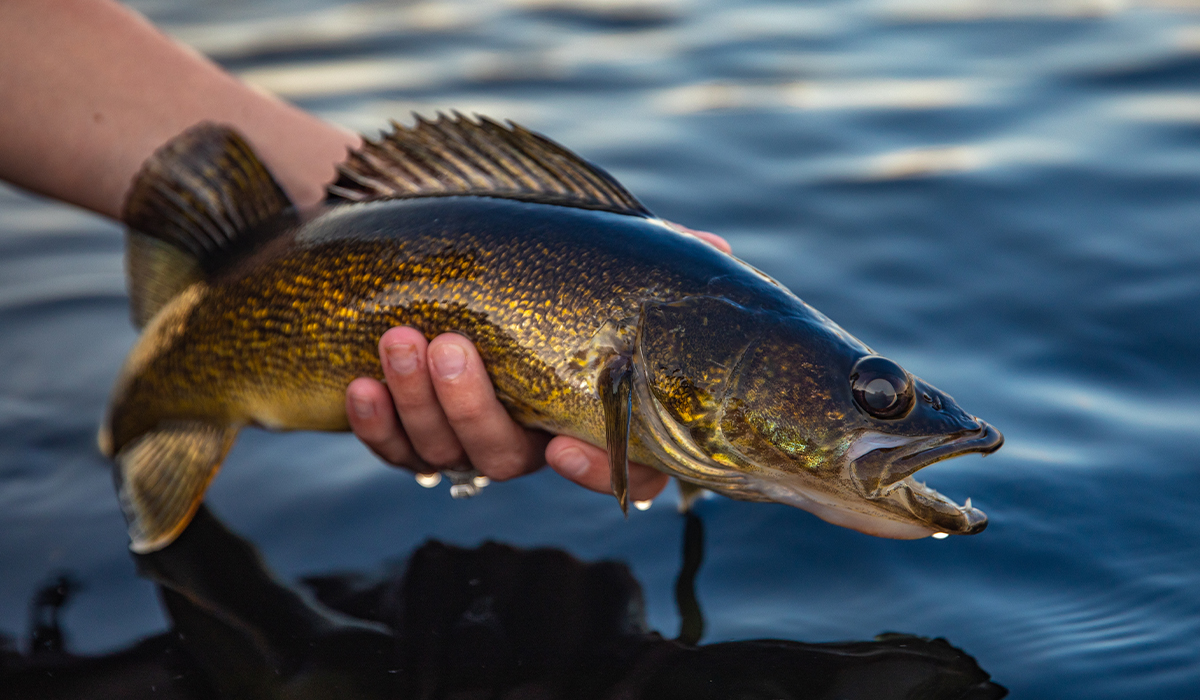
[2,0,1199,697]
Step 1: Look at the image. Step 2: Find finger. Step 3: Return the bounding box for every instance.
[546,436,670,503]
[346,377,423,468]
[428,333,549,481]
[663,220,732,254]
[693,231,732,254]
[378,327,467,470]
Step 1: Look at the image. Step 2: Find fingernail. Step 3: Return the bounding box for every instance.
[385,343,418,375]
[431,343,466,380]
[351,394,375,419]
[556,447,590,477]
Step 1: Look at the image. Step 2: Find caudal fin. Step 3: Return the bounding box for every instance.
[122,123,296,328]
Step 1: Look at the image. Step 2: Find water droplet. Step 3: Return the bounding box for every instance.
[415,472,442,488]
[450,483,478,499]
[633,499,653,511]
[472,475,491,488]
[931,532,949,540]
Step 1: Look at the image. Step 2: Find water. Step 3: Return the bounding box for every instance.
[2,0,1199,696]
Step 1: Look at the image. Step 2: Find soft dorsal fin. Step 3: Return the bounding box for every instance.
[121,123,296,327]
[328,113,653,217]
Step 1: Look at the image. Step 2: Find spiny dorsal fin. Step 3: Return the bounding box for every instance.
[121,123,295,327]
[328,113,653,217]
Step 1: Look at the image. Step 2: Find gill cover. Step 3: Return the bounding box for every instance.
[635,297,770,496]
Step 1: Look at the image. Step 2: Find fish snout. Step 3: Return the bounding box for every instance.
[975,420,1004,455]
[853,421,1003,491]
[915,381,981,430]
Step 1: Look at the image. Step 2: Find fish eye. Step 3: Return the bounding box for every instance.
[850,356,914,420]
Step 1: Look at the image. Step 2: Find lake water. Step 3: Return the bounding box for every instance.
[2,0,1199,697]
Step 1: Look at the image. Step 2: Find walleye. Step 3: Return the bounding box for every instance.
[99,115,1002,552]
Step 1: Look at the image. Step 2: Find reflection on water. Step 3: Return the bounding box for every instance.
[1,508,1004,699]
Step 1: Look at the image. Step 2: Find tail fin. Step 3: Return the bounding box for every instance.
[122,123,295,328]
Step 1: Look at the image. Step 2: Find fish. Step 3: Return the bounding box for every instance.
[98,114,1002,553]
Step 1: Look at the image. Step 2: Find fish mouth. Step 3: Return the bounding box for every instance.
[850,421,1003,536]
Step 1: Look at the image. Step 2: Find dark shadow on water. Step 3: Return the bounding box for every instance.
[0,506,1005,699]
[674,512,705,647]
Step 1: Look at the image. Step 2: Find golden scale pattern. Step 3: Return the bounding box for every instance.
[107,219,720,461]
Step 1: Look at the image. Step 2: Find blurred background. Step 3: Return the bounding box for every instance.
[2,0,1199,697]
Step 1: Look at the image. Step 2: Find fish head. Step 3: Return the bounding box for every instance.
[635,296,1002,539]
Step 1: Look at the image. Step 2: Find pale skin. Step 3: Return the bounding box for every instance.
[0,0,731,504]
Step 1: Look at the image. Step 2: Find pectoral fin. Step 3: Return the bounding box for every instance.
[114,422,236,553]
[676,479,708,514]
[599,355,633,516]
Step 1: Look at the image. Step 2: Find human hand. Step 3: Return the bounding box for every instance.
[665,224,733,255]
[345,228,731,504]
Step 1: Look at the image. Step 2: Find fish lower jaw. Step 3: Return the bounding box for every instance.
[883,477,987,536]
[756,480,938,540]
[820,507,939,540]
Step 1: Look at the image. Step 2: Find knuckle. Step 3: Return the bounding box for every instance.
[481,449,529,481]
[418,445,466,471]
[446,396,488,425]
[349,418,378,441]
[390,386,431,413]
[375,439,415,467]
[354,420,394,447]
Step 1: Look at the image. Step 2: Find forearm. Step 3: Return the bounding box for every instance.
[0,0,358,218]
